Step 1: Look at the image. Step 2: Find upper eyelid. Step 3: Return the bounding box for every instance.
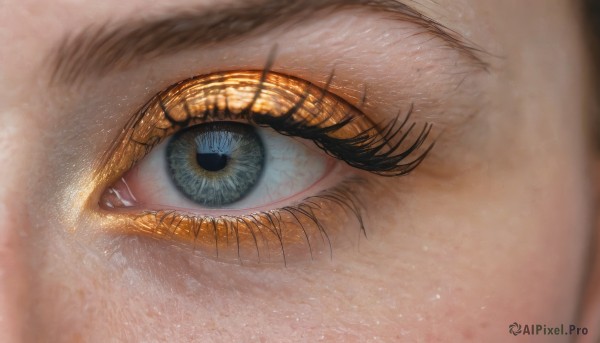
[48,0,488,86]
[94,70,433,194]
[98,70,372,173]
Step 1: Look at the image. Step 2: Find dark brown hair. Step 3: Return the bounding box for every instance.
[584,0,600,149]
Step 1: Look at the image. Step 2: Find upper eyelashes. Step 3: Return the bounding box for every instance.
[97,70,432,188]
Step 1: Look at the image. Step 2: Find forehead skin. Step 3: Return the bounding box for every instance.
[0,0,595,342]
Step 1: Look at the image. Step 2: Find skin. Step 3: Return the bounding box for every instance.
[0,0,598,342]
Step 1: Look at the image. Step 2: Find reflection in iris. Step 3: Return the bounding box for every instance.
[166,122,265,207]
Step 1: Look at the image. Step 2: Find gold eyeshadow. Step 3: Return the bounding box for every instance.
[92,70,432,264]
[97,71,376,187]
[114,180,367,264]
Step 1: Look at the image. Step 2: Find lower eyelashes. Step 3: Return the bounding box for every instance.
[93,69,433,265]
[122,179,368,265]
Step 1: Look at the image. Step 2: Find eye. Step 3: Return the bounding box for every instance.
[94,70,433,265]
[165,121,269,208]
[111,121,333,211]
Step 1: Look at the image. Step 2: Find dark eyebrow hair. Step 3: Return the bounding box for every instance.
[50,0,488,85]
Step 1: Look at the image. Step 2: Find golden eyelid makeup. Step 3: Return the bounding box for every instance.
[99,71,377,182]
[93,70,433,265]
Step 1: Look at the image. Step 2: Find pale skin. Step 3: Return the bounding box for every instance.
[0,0,598,342]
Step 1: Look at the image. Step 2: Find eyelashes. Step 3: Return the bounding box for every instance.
[254,101,433,176]
[94,68,434,265]
[129,179,368,265]
[99,70,432,185]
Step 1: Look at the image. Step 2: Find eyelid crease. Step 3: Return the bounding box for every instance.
[108,178,369,266]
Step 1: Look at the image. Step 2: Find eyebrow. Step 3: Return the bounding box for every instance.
[50,0,487,85]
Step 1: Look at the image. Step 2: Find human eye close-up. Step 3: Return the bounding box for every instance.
[95,67,434,265]
[0,0,599,342]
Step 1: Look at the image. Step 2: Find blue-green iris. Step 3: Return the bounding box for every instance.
[166,122,265,207]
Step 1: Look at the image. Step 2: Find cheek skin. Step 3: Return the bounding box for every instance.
[0,170,29,343]
[0,108,41,343]
[29,142,586,343]
[396,165,586,341]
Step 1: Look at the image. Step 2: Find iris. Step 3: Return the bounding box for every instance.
[166,122,265,207]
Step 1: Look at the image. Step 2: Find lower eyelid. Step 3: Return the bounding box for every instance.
[101,176,369,265]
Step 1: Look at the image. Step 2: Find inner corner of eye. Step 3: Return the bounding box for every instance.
[99,120,344,213]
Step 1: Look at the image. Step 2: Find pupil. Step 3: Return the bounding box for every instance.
[166,121,265,207]
[196,153,229,172]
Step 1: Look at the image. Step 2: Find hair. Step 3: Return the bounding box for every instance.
[584,0,600,150]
